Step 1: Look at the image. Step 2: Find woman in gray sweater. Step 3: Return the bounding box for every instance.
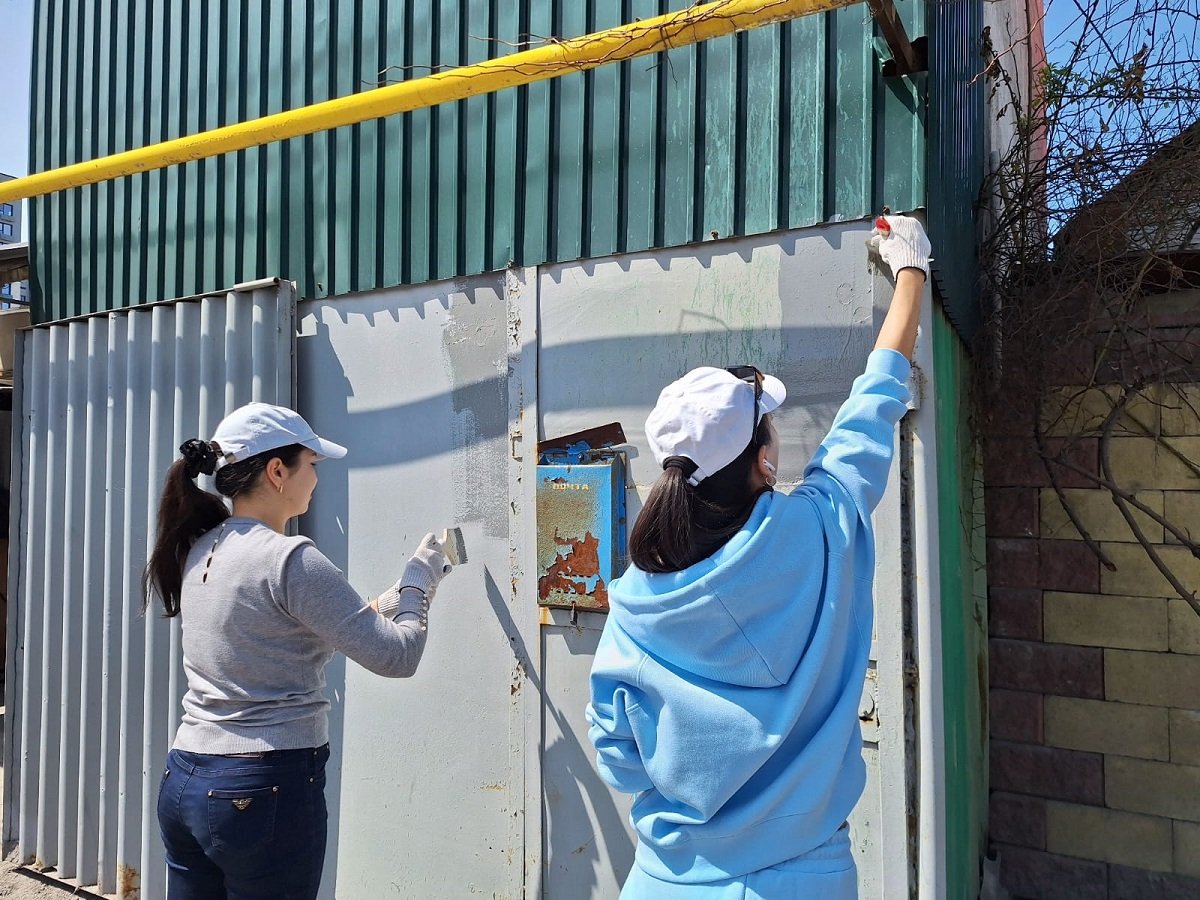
[143,402,451,900]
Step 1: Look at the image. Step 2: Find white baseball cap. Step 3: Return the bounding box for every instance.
[211,402,347,467]
[645,366,786,485]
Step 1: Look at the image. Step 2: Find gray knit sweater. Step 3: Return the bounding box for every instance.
[172,517,427,754]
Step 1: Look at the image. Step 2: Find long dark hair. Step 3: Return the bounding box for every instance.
[629,416,774,573]
[142,441,305,616]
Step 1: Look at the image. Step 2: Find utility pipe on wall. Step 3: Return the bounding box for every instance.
[910,287,949,900]
[0,0,862,205]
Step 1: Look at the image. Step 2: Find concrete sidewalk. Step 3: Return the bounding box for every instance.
[0,856,86,899]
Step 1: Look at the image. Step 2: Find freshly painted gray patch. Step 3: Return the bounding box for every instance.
[441,284,511,540]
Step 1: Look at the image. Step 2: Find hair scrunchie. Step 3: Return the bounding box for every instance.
[179,439,219,479]
[662,456,699,478]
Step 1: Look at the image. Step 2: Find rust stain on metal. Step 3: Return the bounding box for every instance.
[536,473,613,609]
[118,863,140,899]
[537,529,608,610]
[536,478,594,548]
[536,421,626,455]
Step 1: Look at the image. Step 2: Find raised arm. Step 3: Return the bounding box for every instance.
[797,215,930,519]
[876,269,926,360]
[869,214,931,361]
[800,350,912,518]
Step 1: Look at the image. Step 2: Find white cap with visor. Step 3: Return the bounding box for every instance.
[645,366,785,486]
[211,402,347,467]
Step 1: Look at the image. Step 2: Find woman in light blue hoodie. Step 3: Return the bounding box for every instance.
[587,215,931,898]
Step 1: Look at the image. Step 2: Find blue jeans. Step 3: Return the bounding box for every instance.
[157,745,330,900]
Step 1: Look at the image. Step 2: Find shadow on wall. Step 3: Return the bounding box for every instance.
[542,220,860,282]
[483,568,637,895]
[297,315,353,899]
[295,328,873,471]
[296,307,642,897]
[296,309,648,897]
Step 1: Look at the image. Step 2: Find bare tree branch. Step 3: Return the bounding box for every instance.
[979,0,1200,615]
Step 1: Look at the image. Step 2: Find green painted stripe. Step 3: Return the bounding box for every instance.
[933,305,988,897]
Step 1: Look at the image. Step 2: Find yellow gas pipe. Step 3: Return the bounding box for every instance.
[0,0,863,204]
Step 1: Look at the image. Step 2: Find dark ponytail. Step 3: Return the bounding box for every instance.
[142,441,229,617]
[142,440,305,616]
[629,416,774,573]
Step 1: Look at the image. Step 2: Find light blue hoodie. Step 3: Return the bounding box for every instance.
[587,348,912,890]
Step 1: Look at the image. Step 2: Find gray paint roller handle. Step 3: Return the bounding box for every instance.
[441,527,468,567]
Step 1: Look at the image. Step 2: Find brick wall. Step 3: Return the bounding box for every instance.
[985,382,1200,898]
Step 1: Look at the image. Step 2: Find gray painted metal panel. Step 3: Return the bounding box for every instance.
[540,609,635,899]
[860,398,919,897]
[4,281,296,898]
[536,223,922,896]
[295,272,534,899]
[30,0,926,324]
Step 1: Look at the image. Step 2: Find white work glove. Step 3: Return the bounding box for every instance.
[375,533,453,623]
[374,582,429,625]
[400,532,452,597]
[867,214,931,278]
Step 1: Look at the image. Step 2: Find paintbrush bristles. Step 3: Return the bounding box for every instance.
[441,527,467,566]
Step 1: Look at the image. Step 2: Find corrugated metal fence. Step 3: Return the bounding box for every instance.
[29,0,924,323]
[3,280,296,899]
[927,0,984,338]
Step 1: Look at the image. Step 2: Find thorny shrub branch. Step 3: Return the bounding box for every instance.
[1100,389,1200,615]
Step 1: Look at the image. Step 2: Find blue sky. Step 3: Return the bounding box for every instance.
[0,0,33,239]
[1038,1,1198,166]
[1044,0,1086,62]
[1041,0,1198,88]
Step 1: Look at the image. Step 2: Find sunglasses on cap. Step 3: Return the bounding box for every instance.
[726,365,764,445]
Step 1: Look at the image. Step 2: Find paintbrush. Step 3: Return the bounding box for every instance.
[441,527,468,566]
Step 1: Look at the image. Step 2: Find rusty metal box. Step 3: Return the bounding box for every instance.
[536,450,627,611]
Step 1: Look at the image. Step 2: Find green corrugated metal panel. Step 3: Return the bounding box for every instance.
[30,0,926,323]
[933,304,988,897]
[927,0,985,340]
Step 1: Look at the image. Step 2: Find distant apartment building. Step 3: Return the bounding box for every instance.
[0,173,27,305]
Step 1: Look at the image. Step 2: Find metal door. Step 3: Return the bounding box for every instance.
[296,269,539,899]
[535,223,921,897]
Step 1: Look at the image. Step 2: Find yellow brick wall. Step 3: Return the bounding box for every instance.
[1016,380,1200,878]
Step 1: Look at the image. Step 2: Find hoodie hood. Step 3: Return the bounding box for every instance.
[609,490,827,688]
